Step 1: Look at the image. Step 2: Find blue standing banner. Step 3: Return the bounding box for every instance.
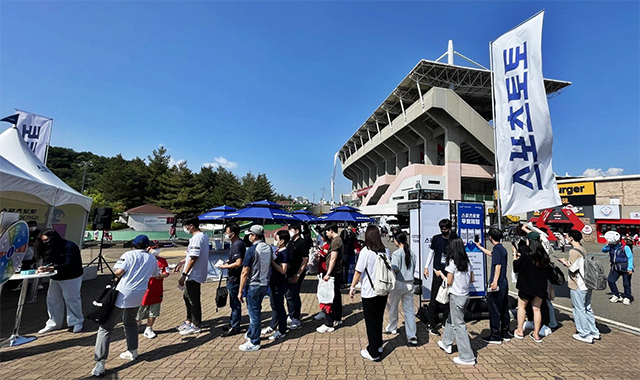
[457,202,487,297]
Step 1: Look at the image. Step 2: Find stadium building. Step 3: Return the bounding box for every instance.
[338,41,570,221]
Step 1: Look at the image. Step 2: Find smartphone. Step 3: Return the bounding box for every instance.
[474,235,480,243]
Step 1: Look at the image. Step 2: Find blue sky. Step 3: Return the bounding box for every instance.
[1,1,638,201]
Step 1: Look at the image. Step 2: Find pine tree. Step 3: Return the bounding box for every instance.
[254,173,275,201]
[146,146,171,202]
[210,167,243,208]
[241,172,257,203]
[197,165,218,209]
[154,161,207,219]
[97,154,148,209]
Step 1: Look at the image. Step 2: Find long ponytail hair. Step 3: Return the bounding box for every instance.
[394,232,411,269]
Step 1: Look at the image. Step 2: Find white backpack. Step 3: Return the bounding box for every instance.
[365,251,396,296]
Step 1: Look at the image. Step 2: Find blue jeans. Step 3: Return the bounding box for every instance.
[227,282,241,330]
[608,269,633,300]
[247,285,268,345]
[269,282,288,334]
[570,289,599,338]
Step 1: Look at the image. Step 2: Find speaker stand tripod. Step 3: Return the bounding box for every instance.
[85,233,114,275]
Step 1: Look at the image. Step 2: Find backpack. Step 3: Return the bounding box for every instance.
[86,276,120,325]
[364,251,395,296]
[576,247,608,291]
[215,274,228,312]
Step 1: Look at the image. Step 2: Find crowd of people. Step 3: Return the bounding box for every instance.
[22,216,635,376]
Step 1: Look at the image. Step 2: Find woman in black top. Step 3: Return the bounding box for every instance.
[35,229,85,334]
[512,239,553,342]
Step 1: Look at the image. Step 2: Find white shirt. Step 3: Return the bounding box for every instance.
[355,246,390,299]
[568,256,588,291]
[185,232,210,283]
[114,250,159,308]
[445,259,473,297]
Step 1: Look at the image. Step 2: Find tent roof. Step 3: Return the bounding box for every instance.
[126,204,174,215]
[0,155,58,205]
[0,127,92,211]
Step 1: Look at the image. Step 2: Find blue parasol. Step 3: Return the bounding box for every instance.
[291,209,318,223]
[313,206,375,224]
[198,205,237,221]
[225,201,298,224]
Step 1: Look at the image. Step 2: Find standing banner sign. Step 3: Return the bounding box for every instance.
[457,202,487,297]
[490,11,561,216]
[410,200,450,300]
[16,110,53,164]
[409,207,420,277]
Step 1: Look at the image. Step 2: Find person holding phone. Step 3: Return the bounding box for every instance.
[475,228,511,345]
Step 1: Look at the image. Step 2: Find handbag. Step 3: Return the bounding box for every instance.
[317,275,335,304]
[215,274,228,312]
[549,262,566,286]
[435,281,450,304]
[86,276,120,325]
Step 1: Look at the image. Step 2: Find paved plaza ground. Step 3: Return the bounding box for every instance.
[2,253,640,380]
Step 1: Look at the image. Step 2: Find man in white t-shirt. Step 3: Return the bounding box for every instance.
[174,217,210,336]
[92,235,159,377]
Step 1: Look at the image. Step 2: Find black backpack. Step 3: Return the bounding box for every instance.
[86,276,120,325]
[549,262,566,287]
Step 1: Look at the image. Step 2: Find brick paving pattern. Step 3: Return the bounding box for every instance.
[2,271,640,380]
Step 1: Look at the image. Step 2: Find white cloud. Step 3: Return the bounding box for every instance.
[203,156,238,170]
[169,158,186,168]
[582,167,624,177]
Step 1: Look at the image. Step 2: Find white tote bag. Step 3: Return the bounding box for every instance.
[317,275,335,304]
[435,281,450,304]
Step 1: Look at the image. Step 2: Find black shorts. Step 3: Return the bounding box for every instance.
[518,291,536,301]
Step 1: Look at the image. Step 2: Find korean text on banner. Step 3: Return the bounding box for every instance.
[490,11,561,215]
[16,110,53,163]
[457,202,486,297]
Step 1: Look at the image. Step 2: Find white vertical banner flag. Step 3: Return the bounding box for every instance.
[331,151,339,207]
[15,109,53,163]
[491,11,561,215]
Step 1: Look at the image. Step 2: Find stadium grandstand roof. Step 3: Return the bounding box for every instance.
[340,59,571,157]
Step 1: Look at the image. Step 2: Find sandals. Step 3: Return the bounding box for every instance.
[529,332,542,343]
[513,331,525,339]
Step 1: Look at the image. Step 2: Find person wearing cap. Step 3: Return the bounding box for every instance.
[602,231,634,305]
[238,225,273,351]
[91,235,159,377]
[174,217,210,336]
[136,241,170,339]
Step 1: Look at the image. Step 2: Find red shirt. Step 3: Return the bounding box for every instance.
[141,257,169,306]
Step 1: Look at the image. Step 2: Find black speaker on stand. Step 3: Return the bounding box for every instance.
[86,207,114,275]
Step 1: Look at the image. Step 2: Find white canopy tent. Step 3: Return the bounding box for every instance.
[0,127,93,246]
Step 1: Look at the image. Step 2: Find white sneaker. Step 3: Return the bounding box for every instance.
[573,334,594,344]
[91,360,105,377]
[72,324,83,333]
[409,337,418,345]
[143,327,157,339]
[437,340,452,354]
[314,311,326,321]
[360,349,379,361]
[333,320,343,327]
[269,331,286,341]
[261,326,274,336]
[590,332,601,341]
[239,341,260,351]
[286,316,293,325]
[610,295,622,303]
[179,325,201,336]
[539,325,553,337]
[38,326,59,334]
[384,325,397,334]
[244,331,250,341]
[623,298,631,305]
[453,356,476,366]
[522,321,534,331]
[289,319,301,330]
[176,322,191,331]
[119,350,138,361]
[316,324,335,333]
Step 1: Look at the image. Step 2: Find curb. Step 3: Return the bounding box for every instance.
[508,291,640,336]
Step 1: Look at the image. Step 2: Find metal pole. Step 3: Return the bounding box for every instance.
[489,41,503,230]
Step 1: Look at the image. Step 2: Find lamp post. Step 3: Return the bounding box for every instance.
[80,160,93,193]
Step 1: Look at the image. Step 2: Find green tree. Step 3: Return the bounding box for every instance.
[254,173,275,201]
[209,167,243,208]
[97,155,149,210]
[146,146,171,202]
[155,161,207,219]
[241,172,257,203]
[197,165,218,209]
